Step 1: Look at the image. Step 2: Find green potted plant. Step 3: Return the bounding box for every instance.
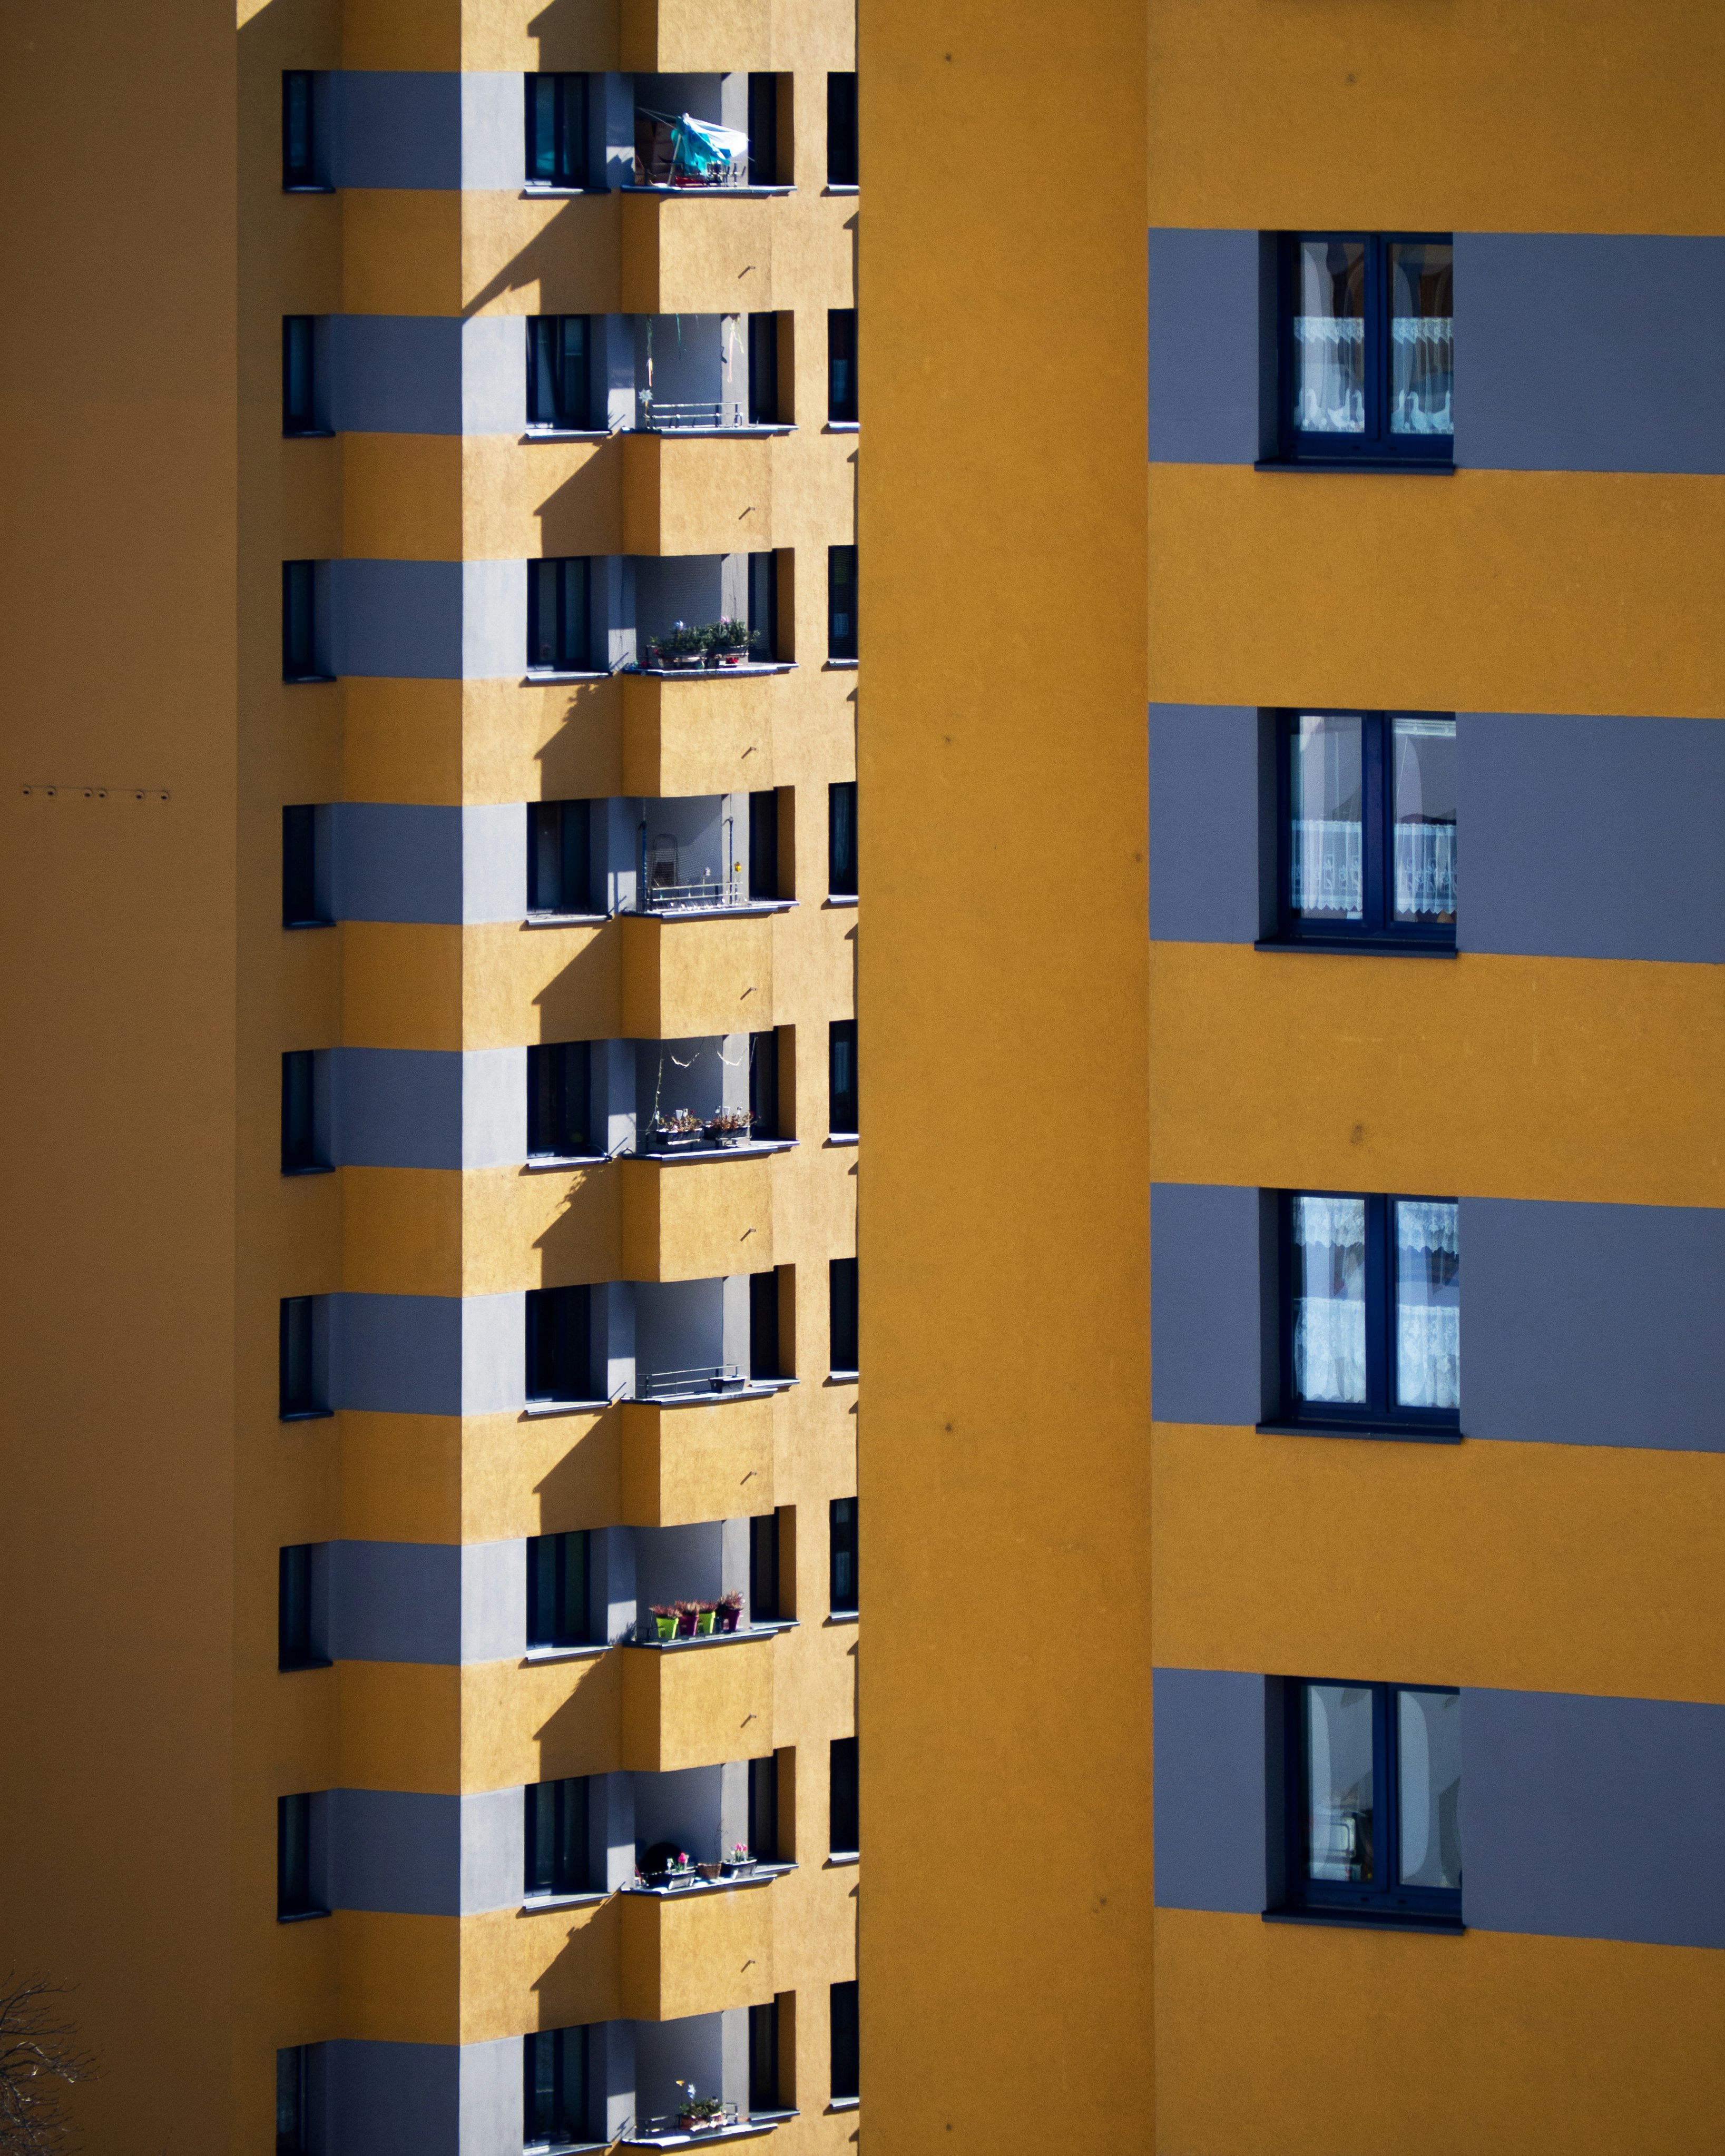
[708,616,753,665]
[674,2082,726,2131]
[716,1589,743,1634]
[650,1106,707,1153]
[720,1840,756,1879]
[692,1600,718,1636]
[649,1603,678,1643]
[703,1107,754,1148]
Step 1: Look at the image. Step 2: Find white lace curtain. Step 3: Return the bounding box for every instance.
[1393,822,1457,918]
[1293,316,1364,434]
[1391,317,1454,437]
[1291,818,1363,918]
[1396,1199,1459,1409]
[1293,1195,1366,1403]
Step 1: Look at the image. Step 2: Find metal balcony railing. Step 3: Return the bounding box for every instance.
[641,399,749,431]
[637,875,744,913]
[635,1365,750,1402]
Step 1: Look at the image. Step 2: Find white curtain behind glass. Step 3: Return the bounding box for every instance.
[1393,822,1457,918]
[1293,1195,1366,1403]
[1396,1199,1459,1409]
[1294,316,1366,432]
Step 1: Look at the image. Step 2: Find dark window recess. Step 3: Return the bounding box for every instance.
[829,1258,858,1375]
[828,782,857,897]
[829,1498,857,1615]
[750,1512,781,1621]
[279,1297,325,1419]
[281,72,324,189]
[526,1283,593,1405]
[276,2048,310,2156]
[525,1775,592,1896]
[748,549,779,656]
[527,316,592,431]
[747,73,780,184]
[278,1545,325,1671]
[749,789,780,900]
[828,310,857,424]
[748,1753,779,1863]
[748,314,781,425]
[282,561,324,681]
[277,1793,324,1919]
[281,1050,324,1173]
[1278,233,1453,466]
[748,1999,781,2113]
[828,1021,857,1137]
[1278,1192,1459,1436]
[826,73,858,186]
[829,1981,859,2101]
[525,73,590,189]
[282,806,329,928]
[528,1043,593,1159]
[829,1736,859,1855]
[282,317,320,434]
[528,557,593,673]
[749,1029,779,1140]
[827,546,857,661]
[524,2024,589,2150]
[528,799,594,914]
[749,1273,781,1383]
[527,1529,594,1649]
[1276,710,1455,949]
[1282,1679,1462,1924]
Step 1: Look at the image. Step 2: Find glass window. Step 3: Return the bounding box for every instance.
[750,1510,780,1616]
[524,1776,591,1896]
[282,805,329,928]
[1280,711,1455,948]
[1288,1679,1461,1923]
[1281,1193,1459,1434]
[528,558,592,673]
[828,309,858,422]
[829,1258,858,1375]
[282,317,319,435]
[828,782,857,895]
[527,1042,592,1158]
[282,72,322,189]
[827,74,858,186]
[281,1050,321,1173]
[523,2025,589,2149]
[749,1275,781,1383]
[277,1793,325,1919]
[828,545,857,660]
[829,1497,857,1613]
[829,1737,859,1855]
[749,1999,781,2114]
[525,1287,592,1405]
[276,2047,309,2155]
[829,1980,859,2100]
[282,561,321,681]
[278,1545,324,1671]
[525,74,589,189]
[1282,233,1452,464]
[279,1296,326,1419]
[748,1754,779,1860]
[527,801,593,915]
[527,1529,593,1648]
[527,317,591,431]
[829,1020,858,1135]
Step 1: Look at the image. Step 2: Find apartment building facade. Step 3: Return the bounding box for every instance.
[2,4,860,2153]
[864,2,1723,2152]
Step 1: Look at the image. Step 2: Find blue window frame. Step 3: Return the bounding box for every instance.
[1276,1193,1459,1439]
[525,74,589,189]
[527,1529,593,1648]
[527,1043,593,1159]
[528,558,593,673]
[1282,1679,1462,1926]
[527,317,592,431]
[528,800,593,914]
[523,2024,589,2150]
[1273,710,1455,951]
[524,1775,591,1896]
[1278,233,1453,467]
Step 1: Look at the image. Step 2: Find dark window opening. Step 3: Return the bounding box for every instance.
[829,1736,859,1855]
[828,310,857,424]
[748,1752,779,1863]
[279,1297,326,1419]
[282,561,324,681]
[1281,1679,1462,1924]
[827,545,857,661]
[749,1999,781,2114]
[748,313,781,425]
[1277,1192,1459,1436]
[826,74,858,186]
[524,2025,589,2150]
[525,74,590,189]
[749,1272,781,1383]
[829,1258,858,1376]
[1275,710,1456,950]
[749,789,780,901]
[278,1545,326,1671]
[829,1497,857,1616]
[829,1981,859,2101]
[282,806,329,928]
[1278,233,1453,466]
[527,1529,594,1650]
[828,1020,857,1137]
[276,2047,310,2156]
[528,799,594,914]
[747,73,780,184]
[527,316,592,431]
[281,72,324,189]
[750,1511,780,1620]
[525,1776,592,1896]
[528,1042,593,1159]
[828,782,857,897]
[748,549,780,657]
[277,1793,324,1919]
[749,1029,779,1141]
[281,1050,324,1173]
[283,317,320,434]
[526,1284,593,1405]
[528,557,593,674]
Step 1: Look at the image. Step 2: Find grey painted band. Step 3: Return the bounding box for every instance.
[1147,703,1268,944]
[328,803,525,924]
[328,1292,524,1417]
[329,1048,525,1171]
[328,73,524,194]
[325,1539,525,1666]
[324,1787,522,1915]
[1150,1183,1271,1426]
[325,316,526,437]
[329,560,525,682]
[1146,228,1266,466]
[1152,1667,1271,1913]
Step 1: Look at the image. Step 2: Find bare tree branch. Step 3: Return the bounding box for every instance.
[0,1975,95,2156]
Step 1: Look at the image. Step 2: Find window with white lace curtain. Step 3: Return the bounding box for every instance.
[1275,1192,1460,1437]
[1272,710,1455,951]
[1275,233,1453,467]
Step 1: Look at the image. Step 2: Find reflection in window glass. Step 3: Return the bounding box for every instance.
[1391,717,1457,923]
[1306,1683,1374,1883]
[1389,241,1454,437]
[1395,1200,1459,1410]
[1294,239,1366,434]
[1398,1689,1463,1889]
[1290,714,1364,921]
[1292,1195,1367,1404]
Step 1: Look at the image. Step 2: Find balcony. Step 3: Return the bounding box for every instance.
[620,673,779,798]
[621,1627,775,1771]
[620,1878,775,2019]
[620,1389,775,1527]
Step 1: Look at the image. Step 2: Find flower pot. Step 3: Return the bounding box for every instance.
[698,1861,723,1882]
[721,1857,756,1878]
[717,1607,740,1633]
[694,1610,717,1636]
[655,1615,677,1642]
[675,1610,698,1638]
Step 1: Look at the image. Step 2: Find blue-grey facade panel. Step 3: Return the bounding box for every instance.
[330,1048,466,1169]
[330,72,463,191]
[331,560,467,680]
[328,1293,465,1415]
[1462,1199,1725,1452]
[1457,713,1725,964]
[328,316,465,435]
[330,802,465,924]
[1455,233,1725,475]
[327,1789,463,1915]
[327,1540,464,1664]
[1148,703,1265,942]
[1152,1668,1270,1912]
[1146,229,1264,465]
[1464,1688,1725,1948]
[322,2041,460,2156]
[1150,1184,1268,1426]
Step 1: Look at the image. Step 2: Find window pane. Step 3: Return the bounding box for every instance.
[1391,717,1457,923]
[1293,239,1365,434]
[1306,1684,1374,1883]
[1289,715,1363,922]
[1398,1688,1462,1889]
[1389,241,1454,438]
[1291,1195,1366,1405]
[1395,1199,1459,1409]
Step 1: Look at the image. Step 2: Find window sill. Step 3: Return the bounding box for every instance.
[1257,1420,1463,1446]
[521,1887,611,1911]
[824,184,860,197]
[626,899,795,921]
[826,1132,858,1147]
[283,183,336,195]
[824,657,859,670]
[825,1851,859,1868]
[521,1398,611,1418]
[278,1657,334,1673]
[520,184,612,198]
[1254,937,1456,960]
[826,1610,859,1626]
[283,916,335,931]
[826,2096,861,2113]
[825,421,860,434]
[624,2121,788,2149]
[620,183,797,198]
[524,1153,612,1171]
[636,1139,797,1163]
[1262,1908,1465,1936]
[522,1641,611,1665]
[523,669,614,684]
[522,427,614,443]
[824,894,858,908]
[523,910,610,929]
[279,1407,334,1423]
[624,1860,797,1896]
[1253,458,1455,477]
[635,1377,796,1408]
[639,424,799,438]
[284,428,337,439]
[633,662,797,678]
[630,1621,799,1656]
[277,1907,331,1924]
[281,1163,335,1178]
[827,1370,859,1385]
[283,673,337,685]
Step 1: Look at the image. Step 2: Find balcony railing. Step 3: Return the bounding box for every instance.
[635,1364,750,1402]
[634,111,751,190]
[641,399,749,431]
[635,875,745,913]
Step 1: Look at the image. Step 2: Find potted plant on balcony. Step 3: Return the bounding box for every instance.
[692,1600,718,1637]
[648,1603,679,1644]
[708,616,753,666]
[639,1843,696,1890]
[674,2083,727,2132]
[715,1590,743,1635]
[648,623,708,672]
[650,1106,707,1153]
[720,1841,756,1879]
[703,1107,754,1148]
[673,1600,700,1639]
